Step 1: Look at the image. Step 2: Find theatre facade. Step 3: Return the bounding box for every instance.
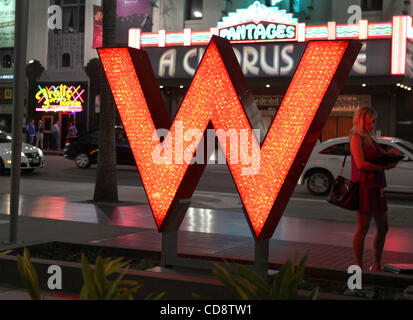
[129,2,413,142]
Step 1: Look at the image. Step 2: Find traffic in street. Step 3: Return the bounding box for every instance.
[1,154,412,228]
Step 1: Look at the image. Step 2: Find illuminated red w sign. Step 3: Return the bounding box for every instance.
[98,36,360,240]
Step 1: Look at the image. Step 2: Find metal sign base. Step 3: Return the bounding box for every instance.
[160,199,271,280]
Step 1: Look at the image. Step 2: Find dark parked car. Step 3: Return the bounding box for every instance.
[64,127,136,168]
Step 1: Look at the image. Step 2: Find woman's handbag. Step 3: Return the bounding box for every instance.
[327,155,359,211]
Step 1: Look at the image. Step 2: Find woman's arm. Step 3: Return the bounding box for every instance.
[379,146,401,156]
[350,135,386,171]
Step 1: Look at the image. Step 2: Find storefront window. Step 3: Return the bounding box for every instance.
[186,0,203,20]
[2,54,11,69]
[62,53,71,67]
[59,0,85,33]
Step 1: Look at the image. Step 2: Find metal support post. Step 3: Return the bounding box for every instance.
[255,239,270,280]
[9,0,30,243]
[160,199,191,268]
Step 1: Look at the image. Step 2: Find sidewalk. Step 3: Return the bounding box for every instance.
[1,189,413,301]
[43,149,64,156]
[1,193,413,272]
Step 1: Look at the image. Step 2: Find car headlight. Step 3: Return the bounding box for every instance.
[37,149,43,157]
[21,152,25,157]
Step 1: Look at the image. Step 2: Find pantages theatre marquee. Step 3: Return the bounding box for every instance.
[129,1,413,142]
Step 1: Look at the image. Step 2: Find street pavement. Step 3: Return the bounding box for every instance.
[2,155,413,224]
[0,155,413,299]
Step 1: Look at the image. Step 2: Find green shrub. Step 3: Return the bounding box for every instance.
[16,248,42,300]
[213,252,318,300]
[15,248,164,300]
[79,253,165,300]
[0,250,12,257]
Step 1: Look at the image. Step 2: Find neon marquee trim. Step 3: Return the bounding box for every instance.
[98,37,361,240]
[217,1,298,28]
[392,16,408,75]
[129,20,402,48]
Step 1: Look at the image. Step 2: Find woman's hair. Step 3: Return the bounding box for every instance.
[349,107,377,145]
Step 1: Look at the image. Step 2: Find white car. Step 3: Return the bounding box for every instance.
[0,129,45,173]
[299,137,413,195]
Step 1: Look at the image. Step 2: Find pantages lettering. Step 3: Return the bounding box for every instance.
[219,22,296,42]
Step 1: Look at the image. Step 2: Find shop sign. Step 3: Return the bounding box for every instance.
[98,37,360,240]
[333,95,370,112]
[0,0,15,48]
[0,104,12,114]
[255,95,370,111]
[144,39,390,79]
[217,1,298,29]
[255,95,283,107]
[0,88,12,100]
[35,84,85,112]
[219,22,296,42]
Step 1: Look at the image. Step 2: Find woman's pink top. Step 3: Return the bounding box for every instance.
[351,135,386,189]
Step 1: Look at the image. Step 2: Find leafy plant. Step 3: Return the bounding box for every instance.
[213,252,318,300]
[16,248,42,300]
[15,248,164,300]
[79,253,165,300]
[0,250,12,257]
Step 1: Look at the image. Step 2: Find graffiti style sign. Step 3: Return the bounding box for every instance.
[35,84,85,112]
[98,36,361,240]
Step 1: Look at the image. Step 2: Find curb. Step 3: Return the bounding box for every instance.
[0,254,370,300]
[1,241,411,300]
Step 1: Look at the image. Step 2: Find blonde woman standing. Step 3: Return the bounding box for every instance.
[349,107,399,271]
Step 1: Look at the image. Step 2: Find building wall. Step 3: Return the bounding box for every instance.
[329,0,412,24]
[27,0,49,67]
[153,0,185,32]
[22,0,413,68]
[331,0,359,24]
[153,0,413,33]
[84,0,102,66]
[371,94,392,137]
[396,92,413,141]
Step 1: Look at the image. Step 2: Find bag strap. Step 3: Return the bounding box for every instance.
[346,134,363,180]
[339,154,347,176]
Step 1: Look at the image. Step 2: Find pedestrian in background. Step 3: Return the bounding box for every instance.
[36,119,44,149]
[52,121,60,150]
[67,122,78,139]
[350,107,399,272]
[27,119,36,145]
